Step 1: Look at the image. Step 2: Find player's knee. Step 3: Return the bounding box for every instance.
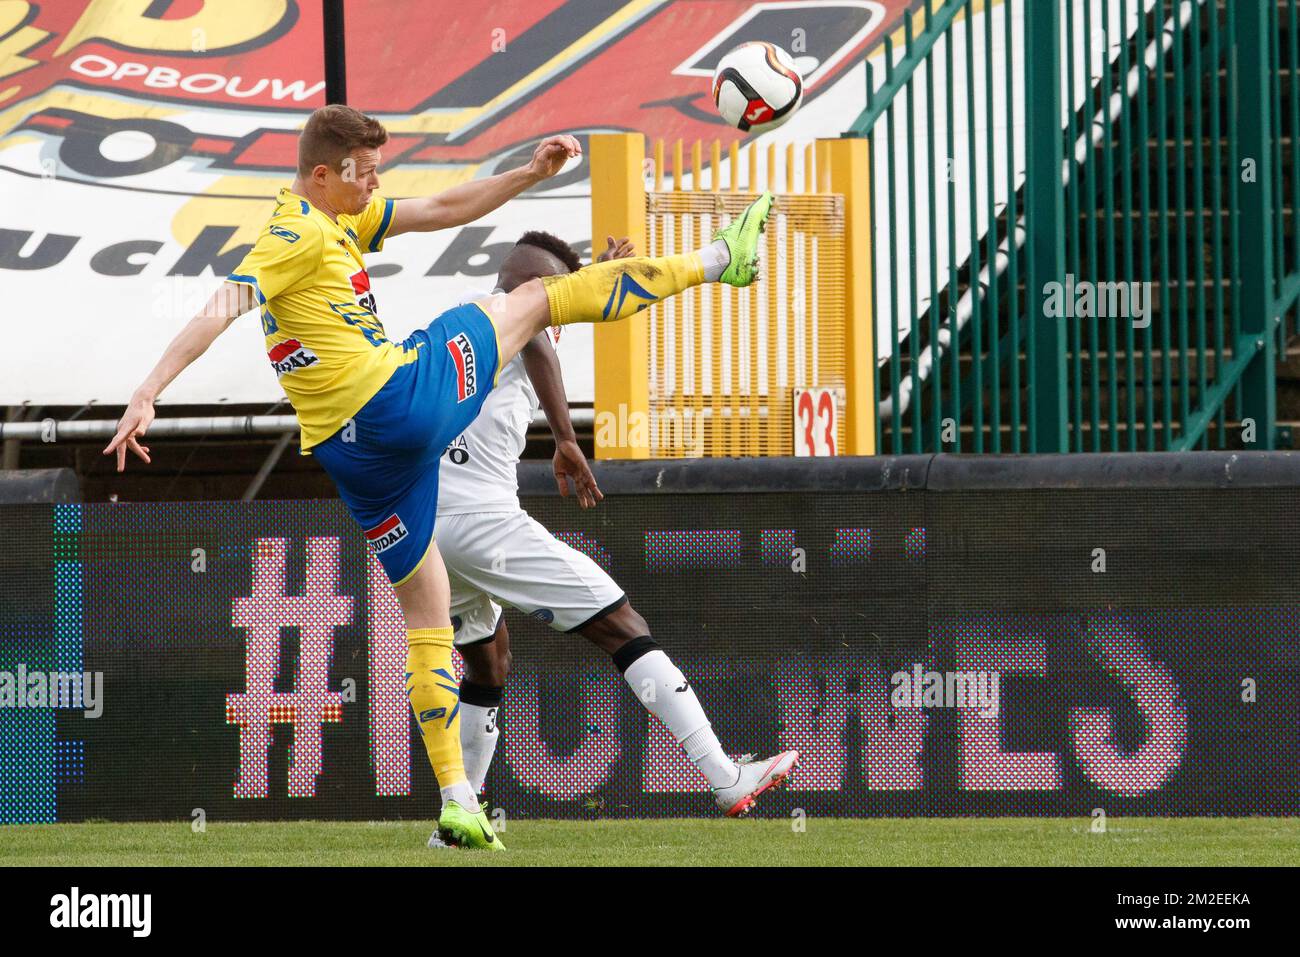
[462,650,491,686]
[485,646,511,686]
[611,605,649,642]
[469,628,509,686]
[584,603,650,655]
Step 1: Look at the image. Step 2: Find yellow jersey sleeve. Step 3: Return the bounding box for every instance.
[229,214,324,303]
[341,194,396,254]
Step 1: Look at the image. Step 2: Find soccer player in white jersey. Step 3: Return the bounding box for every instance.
[431,231,798,841]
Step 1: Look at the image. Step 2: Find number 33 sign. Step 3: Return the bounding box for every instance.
[793,387,839,456]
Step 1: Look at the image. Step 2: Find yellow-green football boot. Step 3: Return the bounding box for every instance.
[435,801,505,851]
[713,191,775,287]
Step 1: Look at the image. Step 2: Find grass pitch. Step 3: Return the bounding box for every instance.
[2,817,1295,866]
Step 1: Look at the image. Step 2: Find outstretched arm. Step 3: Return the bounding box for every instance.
[103,281,254,472]
[522,330,602,508]
[388,135,582,235]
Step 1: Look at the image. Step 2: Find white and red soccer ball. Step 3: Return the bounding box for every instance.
[711,41,804,135]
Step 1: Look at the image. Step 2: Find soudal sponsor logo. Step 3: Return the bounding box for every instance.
[446,332,477,402]
[350,268,378,314]
[364,514,409,554]
[267,338,318,376]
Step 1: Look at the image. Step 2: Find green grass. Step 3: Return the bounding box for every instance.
[2,817,1296,866]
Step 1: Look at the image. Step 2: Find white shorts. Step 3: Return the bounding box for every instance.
[433,509,627,646]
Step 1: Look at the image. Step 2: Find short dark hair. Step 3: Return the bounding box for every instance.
[516,230,582,273]
[298,105,388,176]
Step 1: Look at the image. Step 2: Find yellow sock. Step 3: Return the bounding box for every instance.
[405,626,466,788]
[543,252,705,325]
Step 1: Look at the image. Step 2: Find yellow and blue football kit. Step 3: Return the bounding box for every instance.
[229,188,501,586]
[229,187,412,451]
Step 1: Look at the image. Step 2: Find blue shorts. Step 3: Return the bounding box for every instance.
[313,302,500,585]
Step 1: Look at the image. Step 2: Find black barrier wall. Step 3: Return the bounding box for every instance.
[1,453,1297,823]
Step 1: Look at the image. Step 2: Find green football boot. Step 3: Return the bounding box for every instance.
[436,800,505,851]
[713,190,775,287]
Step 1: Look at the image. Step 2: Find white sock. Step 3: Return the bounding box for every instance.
[459,701,501,793]
[622,649,738,788]
[697,239,731,282]
[440,780,480,813]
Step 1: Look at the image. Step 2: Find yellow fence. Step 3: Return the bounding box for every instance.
[590,133,873,458]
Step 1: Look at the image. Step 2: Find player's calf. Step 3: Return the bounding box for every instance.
[587,605,796,814]
[406,627,482,813]
[540,194,771,328]
[607,634,740,794]
[460,619,512,686]
[458,619,511,794]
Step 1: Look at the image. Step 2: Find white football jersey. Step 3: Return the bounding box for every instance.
[436,288,561,515]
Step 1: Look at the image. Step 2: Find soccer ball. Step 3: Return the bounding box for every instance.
[711,42,804,135]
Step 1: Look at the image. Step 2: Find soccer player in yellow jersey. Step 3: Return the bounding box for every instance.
[106,104,779,850]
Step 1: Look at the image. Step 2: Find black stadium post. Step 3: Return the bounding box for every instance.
[323,0,347,105]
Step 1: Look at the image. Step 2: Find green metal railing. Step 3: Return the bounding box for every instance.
[849,0,1298,453]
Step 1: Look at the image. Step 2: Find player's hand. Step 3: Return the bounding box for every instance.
[553,438,602,509]
[102,394,155,472]
[597,236,635,262]
[527,134,581,182]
